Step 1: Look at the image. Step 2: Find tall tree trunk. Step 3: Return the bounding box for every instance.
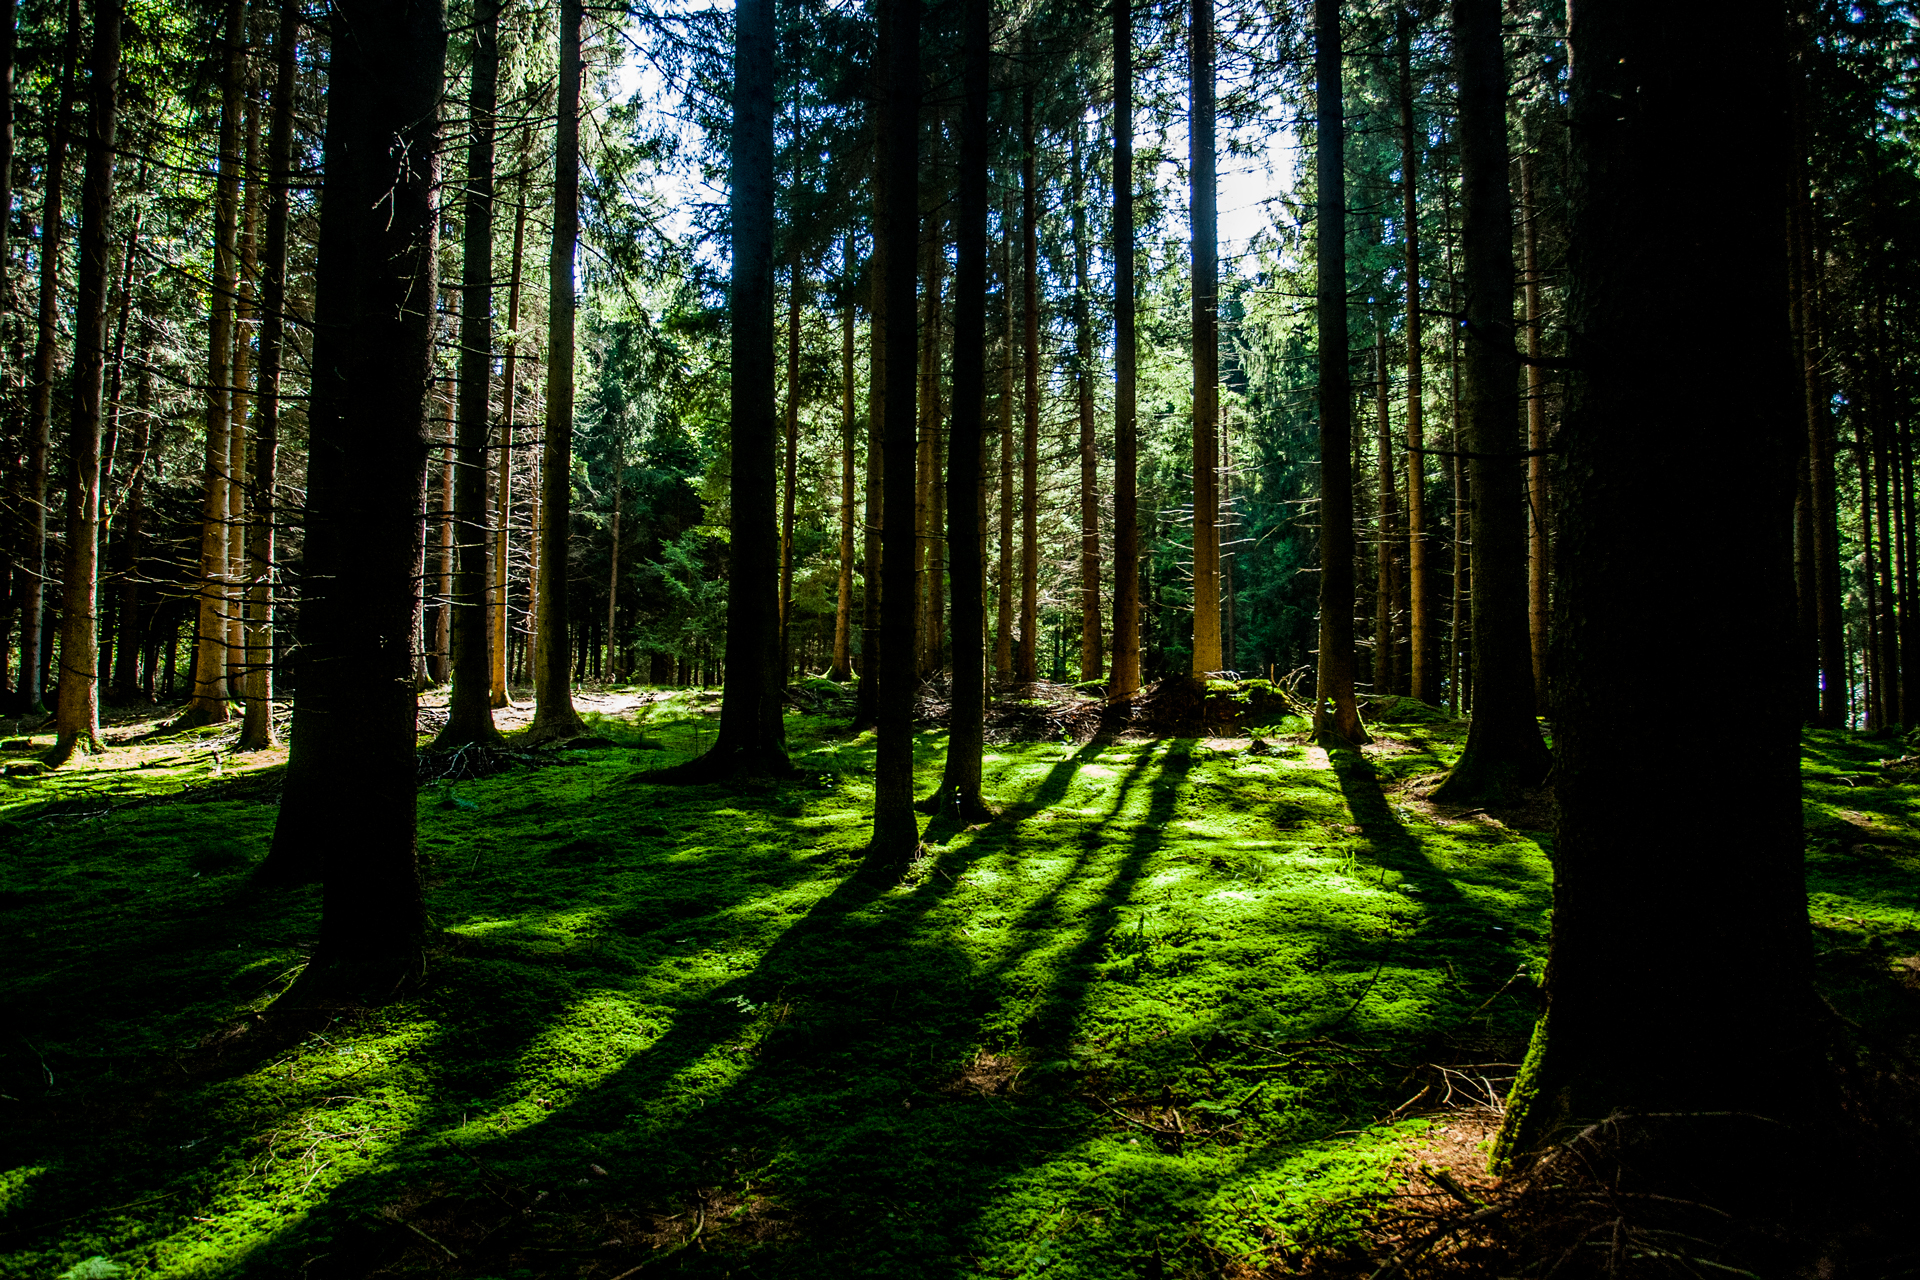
[493,168,528,708]
[606,430,622,678]
[1111,0,1141,699]
[936,0,987,820]
[527,0,586,741]
[1189,0,1221,677]
[1071,126,1101,683]
[265,0,444,990]
[237,0,298,751]
[853,243,885,728]
[1445,184,1469,714]
[780,261,800,672]
[1016,77,1039,685]
[110,327,152,700]
[1521,148,1549,714]
[47,0,118,764]
[868,0,921,863]
[1492,1,1823,1203]
[1429,0,1548,802]
[1397,6,1432,703]
[927,240,945,676]
[18,0,80,718]
[1373,328,1399,695]
[1798,175,1844,725]
[436,0,502,747]
[180,0,246,728]
[661,0,790,778]
[227,81,259,698]
[0,0,14,311]
[831,237,856,682]
[994,203,1015,682]
[1312,0,1367,744]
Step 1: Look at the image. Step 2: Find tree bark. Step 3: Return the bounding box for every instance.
[1521,148,1549,715]
[994,203,1015,683]
[1016,77,1039,685]
[936,0,988,820]
[527,0,587,741]
[1071,126,1101,683]
[780,261,800,673]
[1396,7,1432,704]
[180,0,246,728]
[1373,328,1399,696]
[658,0,790,778]
[435,0,503,747]
[47,0,118,765]
[19,0,80,719]
[1429,0,1548,802]
[1492,1,1823,1202]
[831,237,856,682]
[1189,0,1221,678]
[0,0,16,311]
[1111,0,1141,700]
[853,239,885,728]
[867,0,921,864]
[1312,0,1367,744]
[237,0,299,751]
[266,0,444,990]
[228,80,259,700]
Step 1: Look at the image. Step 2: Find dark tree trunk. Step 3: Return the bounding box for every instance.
[435,0,503,748]
[48,0,119,764]
[994,203,1015,682]
[1492,0,1824,1201]
[831,237,856,682]
[1521,149,1550,715]
[1190,0,1221,676]
[1312,0,1367,744]
[266,0,444,990]
[181,0,246,728]
[238,0,299,751]
[867,0,921,864]
[110,335,152,700]
[492,168,528,709]
[1015,77,1039,685]
[853,244,884,729]
[660,0,789,778]
[780,262,800,673]
[1070,127,1101,683]
[19,0,80,719]
[528,0,587,741]
[1372,329,1399,697]
[936,0,987,821]
[1111,0,1140,700]
[1397,7,1433,703]
[0,0,16,310]
[1430,0,1548,801]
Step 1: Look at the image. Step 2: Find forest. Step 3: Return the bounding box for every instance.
[4,0,1920,1275]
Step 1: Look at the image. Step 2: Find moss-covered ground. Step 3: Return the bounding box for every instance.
[2,693,1914,1279]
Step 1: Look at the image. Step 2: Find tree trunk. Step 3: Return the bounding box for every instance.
[780,261,800,672]
[0,0,15,311]
[47,0,118,765]
[265,0,444,990]
[853,242,885,728]
[1312,0,1367,744]
[238,0,298,751]
[1429,0,1548,802]
[1016,77,1039,685]
[1070,126,1101,683]
[1798,189,1845,725]
[1111,0,1141,699]
[493,165,528,708]
[994,203,1015,683]
[227,81,259,699]
[867,0,921,864]
[435,0,502,747]
[659,0,790,779]
[1521,148,1549,715]
[1397,6,1432,703]
[527,0,587,742]
[606,430,622,679]
[1373,328,1399,696]
[831,236,856,682]
[19,0,80,719]
[111,328,152,701]
[936,0,987,821]
[1492,1,1824,1204]
[1189,0,1221,678]
[180,0,246,728]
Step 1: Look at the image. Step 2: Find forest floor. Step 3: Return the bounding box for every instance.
[1,685,1917,1279]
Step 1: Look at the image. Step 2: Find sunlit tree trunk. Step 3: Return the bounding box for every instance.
[1111,0,1141,699]
[1071,126,1101,683]
[1016,76,1039,685]
[1397,6,1433,703]
[47,0,118,765]
[1189,0,1221,678]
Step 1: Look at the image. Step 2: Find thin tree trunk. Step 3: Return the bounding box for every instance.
[528,0,587,741]
[493,165,528,708]
[18,0,80,718]
[47,0,118,764]
[111,328,152,700]
[1111,0,1141,699]
[831,237,856,682]
[1521,148,1549,714]
[927,232,946,675]
[868,0,921,862]
[1430,0,1548,802]
[937,0,987,819]
[180,0,246,728]
[606,431,622,679]
[994,203,1015,682]
[853,241,885,727]
[437,0,502,744]
[1397,6,1432,703]
[660,0,790,778]
[265,0,444,987]
[227,80,259,698]
[238,0,298,751]
[1373,327,1399,696]
[780,261,800,672]
[1071,125,1101,683]
[1016,77,1039,685]
[1190,0,1221,678]
[1313,0,1367,744]
[0,0,15,310]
